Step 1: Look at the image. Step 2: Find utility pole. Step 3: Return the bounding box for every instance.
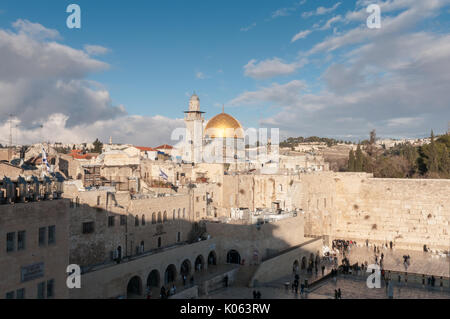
[8,114,13,161]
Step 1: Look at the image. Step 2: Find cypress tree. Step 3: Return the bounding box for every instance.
[355,144,364,172]
[348,150,356,172]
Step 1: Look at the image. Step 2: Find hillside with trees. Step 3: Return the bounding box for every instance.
[348,131,450,179]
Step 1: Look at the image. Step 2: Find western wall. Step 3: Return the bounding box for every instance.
[301,172,450,251]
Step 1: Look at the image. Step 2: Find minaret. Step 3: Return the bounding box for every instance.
[184,93,205,163]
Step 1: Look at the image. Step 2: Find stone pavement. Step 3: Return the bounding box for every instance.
[201,275,450,299]
[341,246,450,277]
[310,275,450,299]
[199,286,330,299]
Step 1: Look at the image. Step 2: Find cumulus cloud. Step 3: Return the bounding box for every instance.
[230,80,307,107]
[0,19,182,146]
[232,0,450,139]
[12,19,60,40]
[244,58,306,79]
[0,114,185,147]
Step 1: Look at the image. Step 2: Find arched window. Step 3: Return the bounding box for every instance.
[173,209,176,221]
[183,208,186,218]
[142,215,146,226]
[157,212,162,224]
[152,213,156,224]
[157,237,162,248]
[163,211,167,223]
[135,215,139,227]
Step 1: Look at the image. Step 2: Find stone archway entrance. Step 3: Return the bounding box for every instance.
[208,251,217,266]
[301,256,307,270]
[164,264,177,285]
[293,260,299,274]
[147,270,160,289]
[180,259,192,278]
[227,250,241,264]
[127,276,142,299]
[195,255,205,272]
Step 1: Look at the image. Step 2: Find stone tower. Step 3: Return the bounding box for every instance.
[184,93,205,163]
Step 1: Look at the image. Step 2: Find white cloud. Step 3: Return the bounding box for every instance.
[232,0,450,139]
[0,114,184,147]
[302,2,341,18]
[320,15,343,30]
[0,19,183,146]
[84,44,110,56]
[12,19,60,40]
[196,71,209,79]
[230,80,307,107]
[291,30,312,42]
[240,23,256,32]
[244,58,306,79]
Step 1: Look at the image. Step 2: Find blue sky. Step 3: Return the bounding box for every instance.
[0,0,450,146]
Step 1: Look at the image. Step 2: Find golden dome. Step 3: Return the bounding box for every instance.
[205,112,244,139]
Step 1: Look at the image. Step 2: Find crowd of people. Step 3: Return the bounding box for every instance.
[153,284,178,299]
[332,239,357,254]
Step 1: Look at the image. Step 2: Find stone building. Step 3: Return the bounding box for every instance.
[0,178,69,299]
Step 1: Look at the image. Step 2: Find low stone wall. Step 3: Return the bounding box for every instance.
[170,286,198,299]
[249,238,323,287]
[198,267,240,296]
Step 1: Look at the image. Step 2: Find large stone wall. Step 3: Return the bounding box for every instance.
[301,173,450,251]
[333,176,450,250]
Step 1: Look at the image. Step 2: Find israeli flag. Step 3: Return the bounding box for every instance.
[159,169,168,181]
[42,147,52,172]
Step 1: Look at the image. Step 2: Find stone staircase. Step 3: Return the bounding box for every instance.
[234,265,259,287]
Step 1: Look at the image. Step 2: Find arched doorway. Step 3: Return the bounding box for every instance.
[164,264,177,285]
[315,255,321,268]
[117,246,122,261]
[126,276,142,299]
[195,255,205,272]
[227,250,241,264]
[180,259,191,278]
[147,270,160,289]
[293,260,299,274]
[309,253,314,267]
[301,256,307,270]
[208,251,217,266]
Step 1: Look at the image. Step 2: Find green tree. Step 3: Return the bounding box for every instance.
[429,131,439,172]
[355,145,364,172]
[348,149,356,172]
[93,138,103,153]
